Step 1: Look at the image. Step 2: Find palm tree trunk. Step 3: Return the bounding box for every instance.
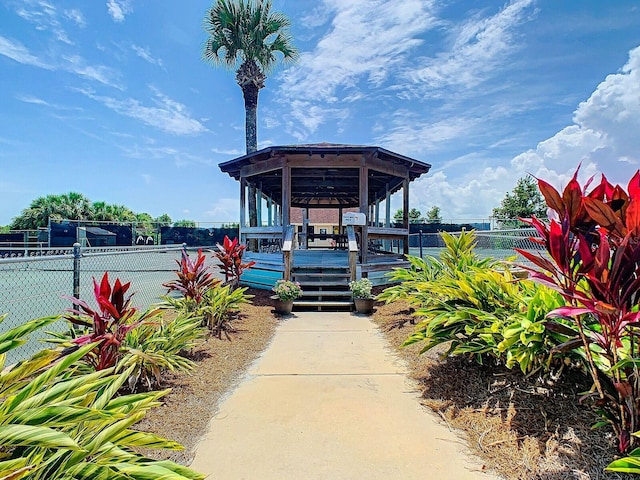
[242,82,259,250]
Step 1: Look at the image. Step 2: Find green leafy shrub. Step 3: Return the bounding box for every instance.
[380,230,568,374]
[200,284,252,339]
[162,283,251,339]
[56,273,203,392]
[379,230,491,306]
[0,315,204,480]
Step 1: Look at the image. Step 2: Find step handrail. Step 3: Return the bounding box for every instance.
[346,225,358,282]
[282,225,295,280]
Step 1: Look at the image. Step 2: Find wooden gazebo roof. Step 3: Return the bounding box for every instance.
[218,143,431,208]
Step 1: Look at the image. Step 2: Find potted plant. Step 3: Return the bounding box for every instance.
[272,279,303,315]
[349,278,374,314]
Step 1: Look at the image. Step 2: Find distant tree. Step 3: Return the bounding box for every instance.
[10,194,157,230]
[221,222,240,229]
[10,192,91,229]
[91,201,116,221]
[58,192,92,220]
[425,206,442,223]
[134,212,154,230]
[393,208,403,224]
[174,219,197,228]
[409,208,423,224]
[492,176,547,228]
[393,208,422,224]
[155,213,173,227]
[203,0,298,233]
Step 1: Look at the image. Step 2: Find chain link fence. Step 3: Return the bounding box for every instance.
[0,245,223,364]
[408,228,544,264]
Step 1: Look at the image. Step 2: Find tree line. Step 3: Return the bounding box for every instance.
[6,192,197,230]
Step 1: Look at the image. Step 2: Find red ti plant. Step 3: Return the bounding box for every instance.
[65,272,157,370]
[163,248,219,303]
[214,236,255,290]
[517,168,640,452]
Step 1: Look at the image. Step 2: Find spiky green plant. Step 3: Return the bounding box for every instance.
[0,315,205,480]
[121,312,206,391]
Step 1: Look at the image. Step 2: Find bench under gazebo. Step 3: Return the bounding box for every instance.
[218,143,431,309]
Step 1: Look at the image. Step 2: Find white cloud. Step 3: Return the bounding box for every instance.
[410,167,511,220]
[77,87,207,136]
[203,198,239,222]
[107,0,132,22]
[510,44,640,189]
[13,0,73,44]
[131,44,163,67]
[64,9,86,28]
[15,94,51,106]
[278,0,438,136]
[0,35,120,88]
[119,144,214,168]
[62,54,121,88]
[407,0,536,94]
[409,44,640,220]
[0,36,51,69]
[211,147,244,156]
[377,113,479,155]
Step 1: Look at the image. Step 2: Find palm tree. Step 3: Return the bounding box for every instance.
[10,193,89,229]
[91,201,116,222]
[58,192,92,221]
[203,0,297,231]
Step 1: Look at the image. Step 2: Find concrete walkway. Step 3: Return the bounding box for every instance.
[190,312,501,480]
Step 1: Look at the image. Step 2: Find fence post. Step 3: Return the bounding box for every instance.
[72,242,81,309]
[419,230,423,258]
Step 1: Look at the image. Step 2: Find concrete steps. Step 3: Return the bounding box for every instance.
[292,266,353,312]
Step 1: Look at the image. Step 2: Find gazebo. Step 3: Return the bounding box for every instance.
[219,143,431,308]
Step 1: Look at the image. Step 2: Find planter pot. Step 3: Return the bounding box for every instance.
[272,296,294,315]
[354,297,374,315]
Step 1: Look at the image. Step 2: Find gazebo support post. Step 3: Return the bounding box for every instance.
[256,185,263,228]
[302,208,309,249]
[239,176,247,246]
[403,177,409,256]
[359,164,369,268]
[385,183,391,251]
[282,164,291,228]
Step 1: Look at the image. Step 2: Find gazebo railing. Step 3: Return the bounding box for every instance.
[241,226,284,253]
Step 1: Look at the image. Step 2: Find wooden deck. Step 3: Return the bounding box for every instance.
[241,249,408,290]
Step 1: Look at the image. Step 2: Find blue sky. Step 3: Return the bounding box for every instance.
[1,0,639,226]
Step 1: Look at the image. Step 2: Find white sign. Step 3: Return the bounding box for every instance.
[342,212,366,225]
